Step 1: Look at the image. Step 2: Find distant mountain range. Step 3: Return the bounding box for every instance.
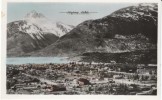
[7,3,158,64]
[7,10,74,56]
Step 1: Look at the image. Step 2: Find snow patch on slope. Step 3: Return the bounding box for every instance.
[110,3,157,21]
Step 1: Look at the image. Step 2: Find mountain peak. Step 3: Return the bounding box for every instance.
[25,10,46,19]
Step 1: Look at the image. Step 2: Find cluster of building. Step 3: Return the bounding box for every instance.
[7,62,157,95]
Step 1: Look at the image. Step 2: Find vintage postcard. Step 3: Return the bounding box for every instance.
[1,0,162,100]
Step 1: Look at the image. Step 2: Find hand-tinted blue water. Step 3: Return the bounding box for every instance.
[7,57,70,65]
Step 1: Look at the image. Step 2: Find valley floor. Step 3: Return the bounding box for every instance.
[7,62,157,95]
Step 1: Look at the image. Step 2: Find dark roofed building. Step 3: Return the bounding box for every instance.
[77,78,91,86]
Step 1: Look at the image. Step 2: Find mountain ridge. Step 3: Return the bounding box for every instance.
[32,3,157,57]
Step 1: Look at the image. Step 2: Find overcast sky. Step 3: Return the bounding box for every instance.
[8,3,136,26]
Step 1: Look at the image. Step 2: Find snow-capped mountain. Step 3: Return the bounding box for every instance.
[23,10,74,37]
[7,10,74,56]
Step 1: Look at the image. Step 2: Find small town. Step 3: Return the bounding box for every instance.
[7,62,157,95]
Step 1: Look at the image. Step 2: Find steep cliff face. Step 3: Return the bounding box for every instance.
[35,3,157,56]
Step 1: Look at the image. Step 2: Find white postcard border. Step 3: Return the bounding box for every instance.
[1,0,162,100]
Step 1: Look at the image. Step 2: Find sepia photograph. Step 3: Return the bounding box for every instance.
[1,0,161,99]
